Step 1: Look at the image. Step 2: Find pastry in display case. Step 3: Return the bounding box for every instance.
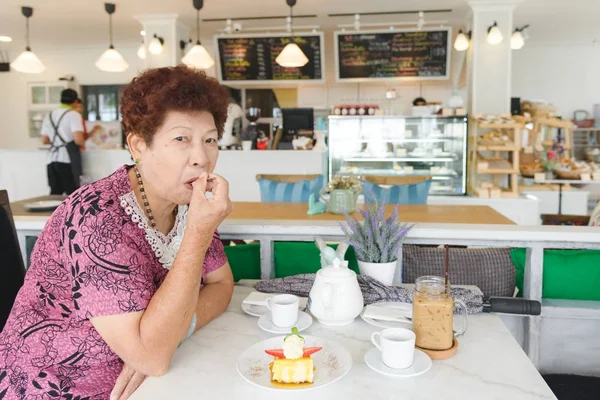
[328,115,468,195]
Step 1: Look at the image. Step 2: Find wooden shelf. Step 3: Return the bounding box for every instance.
[469,118,522,197]
[477,144,519,151]
[475,122,523,129]
[542,140,572,149]
[477,168,519,174]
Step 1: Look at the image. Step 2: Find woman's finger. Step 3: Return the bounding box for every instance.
[119,372,147,400]
[110,365,135,400]
[190,172,208,201]
[207,174,229,202]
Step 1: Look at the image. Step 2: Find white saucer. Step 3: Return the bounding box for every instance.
[257,311,312,334]
[364,348,432,378]
[242,303,269,317]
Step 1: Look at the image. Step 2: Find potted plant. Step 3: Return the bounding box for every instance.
[319,176,361,214]
[340,193,414,285]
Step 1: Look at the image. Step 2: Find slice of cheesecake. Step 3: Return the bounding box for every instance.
[271,356,314,384]
[265,327,322,385]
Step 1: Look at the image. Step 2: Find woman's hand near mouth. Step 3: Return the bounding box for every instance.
[187,172,233,235]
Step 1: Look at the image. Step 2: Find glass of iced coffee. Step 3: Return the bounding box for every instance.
[412,276,468,351]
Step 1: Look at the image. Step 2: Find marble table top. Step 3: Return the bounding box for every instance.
[132,285,556,400]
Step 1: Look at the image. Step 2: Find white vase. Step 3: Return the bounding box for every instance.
[357,260,398,286]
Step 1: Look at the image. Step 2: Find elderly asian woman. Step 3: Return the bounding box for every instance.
[0,66,235,399]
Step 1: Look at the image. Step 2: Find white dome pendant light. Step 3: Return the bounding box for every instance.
[486,21,503,45]
[96,3,129,72]
[182,0,215,70]
[275,0,309,68]
[11,7,46,74]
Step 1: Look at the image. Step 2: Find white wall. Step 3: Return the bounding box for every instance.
[0,44,144,149]
[512,43,600,118]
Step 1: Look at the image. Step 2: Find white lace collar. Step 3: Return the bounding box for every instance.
[119,191,188,269]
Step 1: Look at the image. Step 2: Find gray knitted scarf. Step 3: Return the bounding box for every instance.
[255,274,483,314]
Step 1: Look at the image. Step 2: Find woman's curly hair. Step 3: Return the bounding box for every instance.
[120,65,230,143]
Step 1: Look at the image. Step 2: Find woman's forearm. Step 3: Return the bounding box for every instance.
[136,229,211,371]
[193,280,234,332]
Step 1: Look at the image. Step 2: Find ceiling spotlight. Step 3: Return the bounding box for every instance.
[487,21,503,45]
[140,30,146,36]
[417,11,425,31]
[0,36,12,42]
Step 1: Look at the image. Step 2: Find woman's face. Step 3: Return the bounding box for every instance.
[130,110,220,206]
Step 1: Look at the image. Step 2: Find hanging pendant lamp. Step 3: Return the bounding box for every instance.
[96,3,129,72]
[182,0,215,70]
[11,7,46,74]
[275,0,309,68]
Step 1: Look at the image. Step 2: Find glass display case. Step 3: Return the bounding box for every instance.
[328,115,468,195]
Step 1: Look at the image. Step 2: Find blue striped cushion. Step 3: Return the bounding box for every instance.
[361,180,432,205]
[258,176,324,203]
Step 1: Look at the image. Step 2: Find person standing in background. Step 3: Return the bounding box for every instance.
[40,89,86,194]
[71,97,102,150]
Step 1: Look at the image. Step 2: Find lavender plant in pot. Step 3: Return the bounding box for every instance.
[340,193,414,285]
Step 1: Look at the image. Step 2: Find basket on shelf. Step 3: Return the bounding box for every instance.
[553,168,584,180]
[520,165,544,178]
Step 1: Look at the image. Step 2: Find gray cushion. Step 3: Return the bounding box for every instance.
[402,245,516,297]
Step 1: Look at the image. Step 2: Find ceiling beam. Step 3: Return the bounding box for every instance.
[203,14,317,22]
[328,9,452,17]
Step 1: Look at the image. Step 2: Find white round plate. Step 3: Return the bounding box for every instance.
[258,311,312,334]
[364,348,432,378]
[24,200,62,212]
[237,335,352,391]
[360,302,413,329]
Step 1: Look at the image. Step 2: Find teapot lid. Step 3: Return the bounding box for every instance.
[319,258,355,278]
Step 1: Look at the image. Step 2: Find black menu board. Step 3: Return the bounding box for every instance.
[335,29,450,81]
[216,34,323,83]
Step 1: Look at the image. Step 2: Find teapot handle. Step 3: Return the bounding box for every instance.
[319,188,329,206]
[323,282,334,317]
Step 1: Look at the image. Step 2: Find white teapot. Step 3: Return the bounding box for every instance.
[308,259,364,326]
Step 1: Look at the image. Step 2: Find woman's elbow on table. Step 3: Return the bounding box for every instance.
[90,312,179,377]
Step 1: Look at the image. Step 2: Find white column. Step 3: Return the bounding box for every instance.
[467,0,523,115]
[133,14,190,69]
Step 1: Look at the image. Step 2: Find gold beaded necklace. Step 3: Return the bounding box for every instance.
[133,165,156,228]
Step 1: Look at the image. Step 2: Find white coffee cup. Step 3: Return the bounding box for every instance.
[266,294,299,328]
[371,328,416,369]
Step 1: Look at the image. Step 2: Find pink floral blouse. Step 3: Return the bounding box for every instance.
[0,165,228,399]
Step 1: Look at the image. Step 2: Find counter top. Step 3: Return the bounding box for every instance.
[130,285,556,400]
[10,197,515,225]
